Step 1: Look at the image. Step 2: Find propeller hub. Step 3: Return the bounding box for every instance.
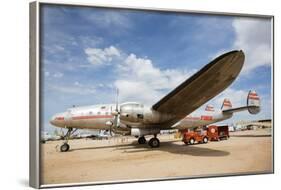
[111,110,119,116]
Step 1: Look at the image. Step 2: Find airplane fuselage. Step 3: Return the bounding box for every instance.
[50,103,232,131]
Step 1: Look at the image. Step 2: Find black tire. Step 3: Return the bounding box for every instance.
[203,137,208,143]
[184,141,189,145]
[189,138,195,145]
[60,143,70,152]
[148,138,160,148]
[138,136,146,144]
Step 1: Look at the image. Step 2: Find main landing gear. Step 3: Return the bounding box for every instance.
[138,136,146,144]
[148,134,160,148]
[137,135,160,148]
[60,127,77,152]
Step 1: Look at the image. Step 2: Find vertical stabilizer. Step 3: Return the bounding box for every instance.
[247,90,260,114]
[221,98,232,110]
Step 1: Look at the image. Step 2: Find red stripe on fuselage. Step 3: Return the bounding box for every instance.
[55,117,64,120]
[201,115,213,121]
[72,115,113,120]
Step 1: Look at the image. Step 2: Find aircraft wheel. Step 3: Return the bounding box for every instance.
[138,136,146,144]
[203,137,208,143]
[189,138,195,145]
[60,143,70,152]
[148,138,160,148]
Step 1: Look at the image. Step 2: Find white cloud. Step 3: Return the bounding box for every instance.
[79,36,103,48]
[84,46,121,65]
[232,17,272,73]
[213,88,248,108]
[115,54,196,105]
[85,11,131,29]
[84,46,197,104]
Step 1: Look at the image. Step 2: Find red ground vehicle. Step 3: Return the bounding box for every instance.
[207,125,229,141]
[182,129,209,145]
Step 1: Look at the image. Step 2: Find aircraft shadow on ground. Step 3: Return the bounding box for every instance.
[231,134,271,138]
[69,143,133,152]
[71,140,230,157]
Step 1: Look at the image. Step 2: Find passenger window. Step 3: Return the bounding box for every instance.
[97,112,101,115]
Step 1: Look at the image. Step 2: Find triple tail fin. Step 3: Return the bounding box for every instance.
[222,90,260,115]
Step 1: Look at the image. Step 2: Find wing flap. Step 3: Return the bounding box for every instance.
[152,50,245,120]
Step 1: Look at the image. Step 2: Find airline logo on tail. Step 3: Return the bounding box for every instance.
[247,90,260,114]
[205,105,215,112]
[221,98,232,110]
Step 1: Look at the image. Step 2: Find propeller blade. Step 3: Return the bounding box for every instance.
[110,88,120,136]
[116,88,119,112]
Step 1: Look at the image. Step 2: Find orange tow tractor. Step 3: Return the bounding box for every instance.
[182,128,209,145]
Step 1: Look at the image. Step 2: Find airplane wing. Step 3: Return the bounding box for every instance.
[222,106,250,114]
[152,50,245,125]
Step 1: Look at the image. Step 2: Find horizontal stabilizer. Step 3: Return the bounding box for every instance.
[222,90,260,115]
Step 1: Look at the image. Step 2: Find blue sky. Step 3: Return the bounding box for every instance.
[41,5,272,133]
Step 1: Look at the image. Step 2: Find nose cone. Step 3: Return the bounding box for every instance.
[50,113,65,127]
[50,115,57,126]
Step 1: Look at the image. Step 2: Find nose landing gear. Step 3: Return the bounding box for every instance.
[60,127,77,152]
[60,143,70,152]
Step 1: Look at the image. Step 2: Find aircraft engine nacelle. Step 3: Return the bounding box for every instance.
[119,102,145,124]
[131,128,160,137]
[119,103,174,125]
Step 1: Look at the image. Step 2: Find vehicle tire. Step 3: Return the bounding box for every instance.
[189,138,195,145]
[148,138,160,148]
[138,136,146,144]
[60,143,70,152]
[184,141,189,145]
[203,137,208,143]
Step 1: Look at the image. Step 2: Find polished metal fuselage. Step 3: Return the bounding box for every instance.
[50,102,232,130]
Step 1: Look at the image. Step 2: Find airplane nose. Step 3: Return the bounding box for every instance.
[50,113,65,126]
[50,115,57,126]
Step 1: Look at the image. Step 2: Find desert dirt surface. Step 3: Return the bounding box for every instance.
[41,128,272,185]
